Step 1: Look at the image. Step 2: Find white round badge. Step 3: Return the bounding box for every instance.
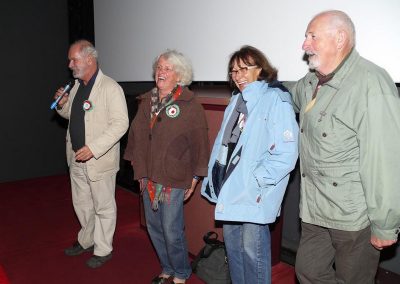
[166,104,180,118]
[83,100,93,111]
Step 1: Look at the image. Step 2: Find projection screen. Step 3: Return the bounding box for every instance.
[94,0,400,82]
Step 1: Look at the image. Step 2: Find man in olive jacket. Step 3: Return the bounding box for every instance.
[54,40,129,268]
[290,10,400,284]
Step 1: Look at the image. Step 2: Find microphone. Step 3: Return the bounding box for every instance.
[50,81,74,110]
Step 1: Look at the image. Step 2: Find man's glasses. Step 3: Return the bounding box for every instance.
[229,65,258,77]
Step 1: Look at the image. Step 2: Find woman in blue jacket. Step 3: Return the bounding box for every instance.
[201,46,299,283]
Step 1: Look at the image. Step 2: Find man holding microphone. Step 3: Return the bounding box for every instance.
[54,39,128,268]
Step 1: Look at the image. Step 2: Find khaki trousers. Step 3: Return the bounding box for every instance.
[295,222,380,284]
[70,159,117,256]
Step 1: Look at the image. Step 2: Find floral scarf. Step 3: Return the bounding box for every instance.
[147,85,183,210]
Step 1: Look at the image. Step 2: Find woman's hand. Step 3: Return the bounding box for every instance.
[184,187,195,201]
[184,178,199,201]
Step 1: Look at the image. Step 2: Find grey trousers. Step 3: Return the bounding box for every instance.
[295,222,380,284]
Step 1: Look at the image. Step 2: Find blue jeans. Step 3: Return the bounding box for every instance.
[223,222,271,284]
[143,188,191,280]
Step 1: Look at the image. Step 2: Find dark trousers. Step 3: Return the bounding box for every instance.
[295,222,380,284]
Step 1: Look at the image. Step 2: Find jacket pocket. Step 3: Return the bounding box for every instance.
[312,167,365,221]
[97,145,119,172]
[163,151,190,182]
[211,161,227,197]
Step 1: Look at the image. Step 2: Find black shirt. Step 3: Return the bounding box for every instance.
[69,69,99,151]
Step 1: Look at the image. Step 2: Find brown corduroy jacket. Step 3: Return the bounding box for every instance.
[123,87,209,189]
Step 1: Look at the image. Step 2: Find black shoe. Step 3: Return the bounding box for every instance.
[64,241,94,256]
[86,253,112,268]
[151,275,172,284]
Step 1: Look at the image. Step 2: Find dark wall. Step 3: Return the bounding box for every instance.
[0,1,70,182]
[117,82,154,191]
[68,0,94,43]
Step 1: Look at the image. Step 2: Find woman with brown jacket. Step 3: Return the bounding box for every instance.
[124,50,209,284]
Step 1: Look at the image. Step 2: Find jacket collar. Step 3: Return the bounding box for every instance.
[75,69,104,91]
[175,86,194,102]
[240,81,267,112]
[143,86,194,102]
[308,49,360,90]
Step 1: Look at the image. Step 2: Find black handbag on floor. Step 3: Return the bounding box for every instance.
[191,231,231,284]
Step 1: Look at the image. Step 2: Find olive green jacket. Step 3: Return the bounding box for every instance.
[290,49,400,240]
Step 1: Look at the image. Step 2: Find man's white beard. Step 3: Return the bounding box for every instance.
[308,57,320,70]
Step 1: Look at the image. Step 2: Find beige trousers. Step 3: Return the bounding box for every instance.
[70,159,117,256]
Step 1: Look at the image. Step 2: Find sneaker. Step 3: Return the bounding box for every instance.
[64,241,94,256]
[86,253,112,268]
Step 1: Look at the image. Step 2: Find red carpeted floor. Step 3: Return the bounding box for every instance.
[0,175,296,284]
[0,265,10,284]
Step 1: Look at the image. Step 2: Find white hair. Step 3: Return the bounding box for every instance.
[314,10,356,47]
[72,39,98,61]
[153,50,193,86]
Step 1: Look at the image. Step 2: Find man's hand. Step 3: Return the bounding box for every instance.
[75,145,94,162]
[54,87,69,108]
[370,235,397,250]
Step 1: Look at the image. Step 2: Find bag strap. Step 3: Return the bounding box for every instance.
[203,231,225,246]
[192,231,226,272]
[201,231,226,258]
[203,231,219,243]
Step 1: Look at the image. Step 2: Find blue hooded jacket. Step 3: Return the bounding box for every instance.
[201,80,299,224]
